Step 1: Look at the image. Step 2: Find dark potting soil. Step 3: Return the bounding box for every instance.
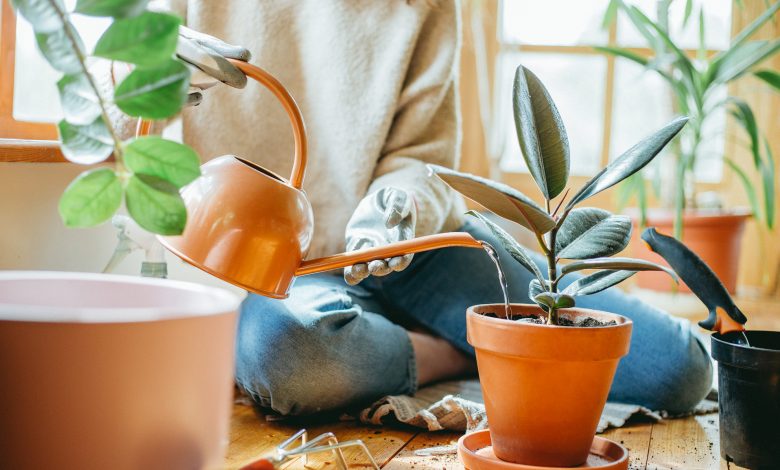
[482,312,617,327]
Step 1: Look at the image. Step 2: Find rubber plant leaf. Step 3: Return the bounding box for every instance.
[560,257,678,282]
[35,25,85,75]
[113,59,190,119]
[59,168,123,227]
[429,165,556,234]
[75,0,149,18]
[562,270,636,296]
[529,279,546,300]
[467,210,546,285]
[93,11,181,67]
[534,292,575,310]
[555,207,632,259]
[125,136,201,188]
[566,116,687,208]
[754,69,780,91]
[58,73,101,125]
[58,117,114,164]
[11,0,66,33]
[125,173,187,235]
[513,65,570,200]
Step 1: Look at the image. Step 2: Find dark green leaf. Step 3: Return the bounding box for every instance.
[59,168,122,227]
[125,173,187,235]
[513,65,570,200]
[556,207,631,259]
[57,73,101,125]
[93,11,181,67]
[594,46,649,66]
[113,59,190,119]
[562,270,636,296]
[761,138,776,229]
[567,116,687,208]
[754,69,780,91]
[429,165,556,234]
[124,136,200,188]
[529,279,547,300]
[75,0,149,18]
[560,257,678,281]
[729,97,760,167]
[35,25,85,74]
[58,117,114,164]
[467,210,546,284]
[534,292,575,310]
[11,0,65,33]
[724,158,761,224]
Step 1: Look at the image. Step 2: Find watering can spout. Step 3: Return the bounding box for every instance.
[295,232,484,276]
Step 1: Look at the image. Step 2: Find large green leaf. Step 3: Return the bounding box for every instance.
[58,73,101,125]
[75,0,149,18]
[124,137,200,188]
[467,210,546,284]
[35,25,85,75]
[566,116,687,208]
[754,69,780,91]
[11,0,65,33]
[725,158,761,224]
[58,117,114,164]
[560,257,678,281]
[712,40,780,84]
[125,174,187,235]
[59,168,122,227]
[555,207,631,259]
[562,270,636,296]
[529,279,547,300]
[512,65,570,200]
[594,46,649,67]
[113,59,190,119]
[429,165,556,234]
[93,11,181,67]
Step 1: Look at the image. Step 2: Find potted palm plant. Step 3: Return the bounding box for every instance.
[430,65,682,468]
[599,0,779,293]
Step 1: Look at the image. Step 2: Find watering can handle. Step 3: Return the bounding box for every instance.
[136,59,308,190]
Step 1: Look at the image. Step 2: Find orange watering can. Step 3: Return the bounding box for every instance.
[146,60,482,298]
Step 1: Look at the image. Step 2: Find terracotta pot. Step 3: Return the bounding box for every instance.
[467,305,632,467]
[0,272,240,470]
[628,209,749,294]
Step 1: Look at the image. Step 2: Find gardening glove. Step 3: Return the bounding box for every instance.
[343,187,417,286]
[176,26,251,106]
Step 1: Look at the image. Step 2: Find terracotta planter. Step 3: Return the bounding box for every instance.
[0,272,240,470]
[467,305,632,467]
[628,209,749,294]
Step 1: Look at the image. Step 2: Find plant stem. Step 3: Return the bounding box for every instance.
[49,0,126,170]
[545,224,559,325]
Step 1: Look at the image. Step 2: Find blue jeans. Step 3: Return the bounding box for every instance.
[235,220,712,416]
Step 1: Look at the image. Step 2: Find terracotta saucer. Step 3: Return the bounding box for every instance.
[458,430,628,470]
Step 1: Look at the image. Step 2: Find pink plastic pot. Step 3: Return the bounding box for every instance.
[0,271,240,470]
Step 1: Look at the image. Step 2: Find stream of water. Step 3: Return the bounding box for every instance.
[481,242,511,319]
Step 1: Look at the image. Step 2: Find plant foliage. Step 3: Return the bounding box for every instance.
[13,0,201,235]
[431,64,681,324]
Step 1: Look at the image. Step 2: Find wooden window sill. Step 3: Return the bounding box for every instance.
[0,139,67,163]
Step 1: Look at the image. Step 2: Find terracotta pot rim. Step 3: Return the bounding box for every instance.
[624,207,752,224]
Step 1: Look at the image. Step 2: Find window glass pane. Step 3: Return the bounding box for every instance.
[610,60,724,183]
[13,4,110,123]
[499,53,606,176]
[616,0,732,50]
[501,0,609,46]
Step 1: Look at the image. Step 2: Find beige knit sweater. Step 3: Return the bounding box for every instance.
[151,0,466,258]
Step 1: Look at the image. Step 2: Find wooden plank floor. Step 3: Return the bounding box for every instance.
[222,297,778,469]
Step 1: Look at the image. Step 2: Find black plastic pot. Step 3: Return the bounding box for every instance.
[711,331,780,469]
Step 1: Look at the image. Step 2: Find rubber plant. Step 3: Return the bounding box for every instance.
[599,0,779,237]
[430,65,682,325]
[12,0,200,235]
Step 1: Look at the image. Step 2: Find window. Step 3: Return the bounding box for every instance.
[0,0,108,141]
[496,0,732,183]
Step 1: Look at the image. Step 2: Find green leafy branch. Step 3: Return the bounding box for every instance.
[13,0,201,235]
[431,66,681,325]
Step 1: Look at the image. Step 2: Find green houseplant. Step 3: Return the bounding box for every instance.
[13,0,200,236]
[598,0,780,293]
[430,65,682,467]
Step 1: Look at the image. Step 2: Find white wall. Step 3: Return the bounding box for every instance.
[0,162,245,298]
